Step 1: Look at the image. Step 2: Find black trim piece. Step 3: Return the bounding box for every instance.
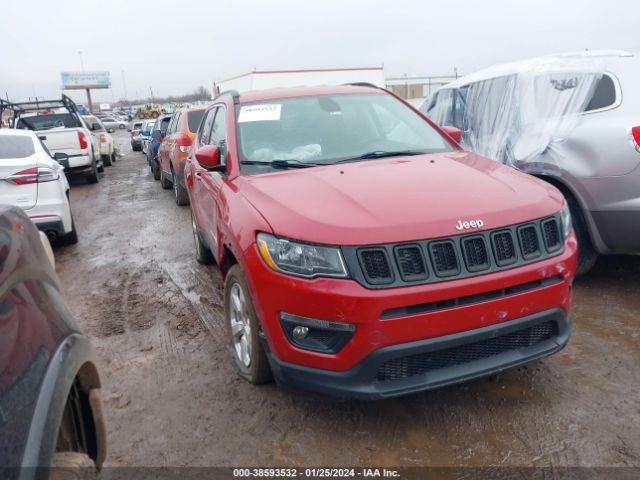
[380,275,564,319]
[266,308,570,399]
[429,240,461,277]
[394,244,429,282]
[357,248,394,285]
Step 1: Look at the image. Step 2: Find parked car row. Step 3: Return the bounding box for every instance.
[133,80,581,399]
[0,95,123,246]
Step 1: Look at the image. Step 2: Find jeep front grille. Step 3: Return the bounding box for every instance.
[342,215,564,288]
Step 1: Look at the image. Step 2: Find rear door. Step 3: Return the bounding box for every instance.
[0,135,39,210]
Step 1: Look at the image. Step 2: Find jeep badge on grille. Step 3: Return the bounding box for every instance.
[456,219,485,230]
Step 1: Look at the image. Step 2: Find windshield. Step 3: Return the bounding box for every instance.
[144,121,156,131]
[0,136,35,159]
[17,113,82,131]
[235,93,453,174]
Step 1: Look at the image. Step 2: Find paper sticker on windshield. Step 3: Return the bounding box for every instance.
[238,104,282,123]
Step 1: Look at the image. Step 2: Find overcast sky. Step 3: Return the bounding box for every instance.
[2,0,639,104]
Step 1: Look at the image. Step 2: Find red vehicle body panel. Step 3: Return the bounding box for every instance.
[185,85,577,394]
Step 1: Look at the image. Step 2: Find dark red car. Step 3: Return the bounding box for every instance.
[185,85,577,399]
[157,107,205,205]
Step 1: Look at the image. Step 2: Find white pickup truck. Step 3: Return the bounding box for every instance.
[1,96,102,184]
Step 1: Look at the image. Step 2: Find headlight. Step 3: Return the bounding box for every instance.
[559,202,572,239]
[256,233,348,278]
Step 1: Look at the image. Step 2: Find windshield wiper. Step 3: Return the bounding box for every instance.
[334,150,427,164]
[240,159,320,169]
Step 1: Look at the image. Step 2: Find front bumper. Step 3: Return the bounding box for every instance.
[267,308,570,399]
[243,233,577,377]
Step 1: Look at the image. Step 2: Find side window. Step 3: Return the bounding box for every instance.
[172,112,182,133]
[198,108,216,146]
[424,90,454,126]
[585,74,616,111]
[209,107,228,164]
[166,116,176,134]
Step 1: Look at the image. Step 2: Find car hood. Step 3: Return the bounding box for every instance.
[237,152,565,245]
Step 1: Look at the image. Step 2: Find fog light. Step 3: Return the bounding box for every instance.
[279,312,356,354]
[292,326,309,340]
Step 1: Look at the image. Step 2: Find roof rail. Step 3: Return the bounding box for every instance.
[215,89,241,104]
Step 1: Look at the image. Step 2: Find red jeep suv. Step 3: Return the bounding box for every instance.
[186,85,576,399]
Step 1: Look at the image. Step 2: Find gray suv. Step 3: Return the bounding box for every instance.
[423,50,640,274]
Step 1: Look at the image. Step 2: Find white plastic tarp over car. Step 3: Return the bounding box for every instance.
[426,53,609,176]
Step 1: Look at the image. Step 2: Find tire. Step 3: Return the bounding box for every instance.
[101,154,112,167]
[567,194,598,276]
[172,168,190,206]
[119,124,125,129]
[61,214,79,245]
[191,212,214,265]
[50,452,98,480]
[224,265,273,385]
[153,160,161,180]
[85,161,99,184]
[97,164,104,173]
[160,167,172,189]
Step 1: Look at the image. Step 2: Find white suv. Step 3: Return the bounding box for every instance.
[0,129,77,244]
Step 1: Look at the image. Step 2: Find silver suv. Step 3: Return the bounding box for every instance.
[422,50,640,274]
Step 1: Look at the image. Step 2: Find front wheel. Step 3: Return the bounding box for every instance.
[160,167,172,189]
[224,265,273,384]
[102,154,112,167]
[152,160,161,180]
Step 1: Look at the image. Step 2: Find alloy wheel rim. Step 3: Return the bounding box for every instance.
[229,282,251,368]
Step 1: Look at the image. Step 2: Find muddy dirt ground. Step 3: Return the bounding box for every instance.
[54,130,639,467]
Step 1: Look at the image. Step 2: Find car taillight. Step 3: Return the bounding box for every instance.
[632,126,640,151]
[177,135,191,153]
[77,131,88,149]
[8,167,59,185]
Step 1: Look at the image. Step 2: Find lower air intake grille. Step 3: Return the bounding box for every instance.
[429,241,460,277]
[518,225,541,259]
[358,249,393,284]
[395,245,428,281]
[542,219,561,252]
[376,321,557,381]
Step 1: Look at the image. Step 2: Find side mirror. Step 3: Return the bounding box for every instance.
[441,126,463,143]
[53,152,70,169]
[92,123,101,131]
[151,130,162,140]
[160,130,166,138]
[195,145,221,170]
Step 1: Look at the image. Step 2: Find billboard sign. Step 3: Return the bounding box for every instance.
[61,71,111,90]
